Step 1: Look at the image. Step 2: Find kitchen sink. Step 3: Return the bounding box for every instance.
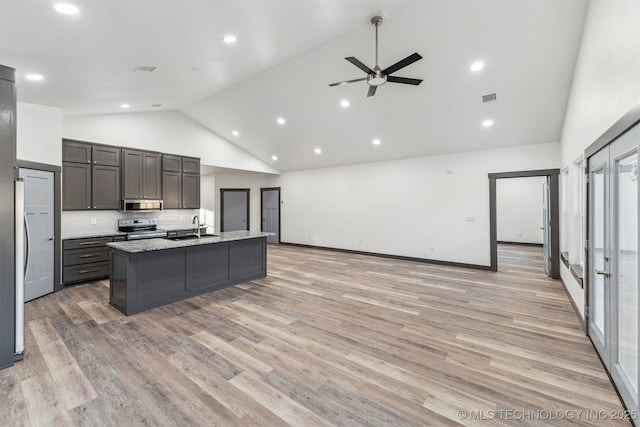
[163,234,219,241]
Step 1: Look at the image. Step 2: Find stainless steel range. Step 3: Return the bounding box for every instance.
[118,218,167,240]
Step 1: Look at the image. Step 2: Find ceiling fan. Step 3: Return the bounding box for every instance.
[329,16,423,97]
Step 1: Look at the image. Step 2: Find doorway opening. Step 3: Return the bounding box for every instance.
[261,187,281,244]
[220,188,250,232]
[488,169,560,278]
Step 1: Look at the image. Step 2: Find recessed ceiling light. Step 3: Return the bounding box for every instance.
[54,3,79,14]
[121,103,130,109]
[277,117,286,125]
[25,74,44,81]
[372,138,381,145]
[222,34,237,44]
[314,148,322,155]
[340,99,350,108]
[470,61,484,72]
[271,155,278,161]
[482,119,494,127]
[232,130,239,136]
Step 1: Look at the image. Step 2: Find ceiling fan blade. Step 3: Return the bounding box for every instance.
[387,76,423,85]
[345,57,375,74]
[382,52,422,75]
[328,77,367,87]
[367,85,377,97]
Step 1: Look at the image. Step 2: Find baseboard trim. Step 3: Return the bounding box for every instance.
[560,277,586,334]
[496,241,543,247]
[280,242,492,271]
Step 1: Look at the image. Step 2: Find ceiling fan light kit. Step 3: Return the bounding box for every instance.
[329,15,423,97]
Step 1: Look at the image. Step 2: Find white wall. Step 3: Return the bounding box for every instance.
[271,142,559,266]
[63,111,279,174]
[17,102,62,166]
[559,0,640,318]
[497,177,545,244]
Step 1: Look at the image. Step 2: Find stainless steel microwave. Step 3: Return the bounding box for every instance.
[121,199,163,212]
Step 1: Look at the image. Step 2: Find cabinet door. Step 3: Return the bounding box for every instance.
[92,145,121,167]
[62,140,91,164]
[63,162,91,210]
[143,152,162,199]
[182,157,200,174]
[122,149,143,199]
[162,171,182,209]
[182,173,200,209]
[92,165,120,209]
[162,154,182,172]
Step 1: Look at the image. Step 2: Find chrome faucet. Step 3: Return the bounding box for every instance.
[192,215,201,238]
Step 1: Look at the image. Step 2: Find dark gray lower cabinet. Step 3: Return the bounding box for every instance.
[110,237,266,315]
[63,236,115,284]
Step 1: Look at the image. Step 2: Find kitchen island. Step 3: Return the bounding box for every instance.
[107,231,271,315]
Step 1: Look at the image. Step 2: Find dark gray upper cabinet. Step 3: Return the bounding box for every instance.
[162,154,182,172]
[92,145,120,167]
[182,173,200,209]
[62,140,91,164]
[123,149,161,200]
[182,157,200,174]
[162,154,200,209]
[63,140,120,210]
[63,162,92,210]
[162,171,181,209]
[92,165,120,209]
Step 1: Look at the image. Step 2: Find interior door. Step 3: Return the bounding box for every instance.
[542,178,551,276]
[19,168,54,302]
[261,188,280,244]
[221,189,249,232]
[587,122,639,413]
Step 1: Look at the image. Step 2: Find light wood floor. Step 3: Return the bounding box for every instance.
[0,244,629,426]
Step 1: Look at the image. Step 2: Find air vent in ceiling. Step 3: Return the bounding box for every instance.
[151,104,162,108]
[482,93,497,103]
[134,65,157,72]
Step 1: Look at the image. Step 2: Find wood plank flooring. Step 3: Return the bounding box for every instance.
[0,244,630,426]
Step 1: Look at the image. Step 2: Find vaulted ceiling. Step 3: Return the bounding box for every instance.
[0,0,587,172]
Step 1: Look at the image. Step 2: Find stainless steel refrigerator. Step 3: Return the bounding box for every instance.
[0,64,20,369]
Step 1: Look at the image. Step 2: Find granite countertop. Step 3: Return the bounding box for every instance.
[106,230,274,254]
[62,231,128,240]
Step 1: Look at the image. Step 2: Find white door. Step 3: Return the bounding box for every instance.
[588,122,639,413]
[19,168,55,302]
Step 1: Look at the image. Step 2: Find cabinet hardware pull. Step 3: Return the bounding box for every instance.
[78,241,100,246]
[78,269,100,274]
[596,270,610,277]
[78,254,100,258]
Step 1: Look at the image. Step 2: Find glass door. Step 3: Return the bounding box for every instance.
[587,122,639,413]
[589,147,610,365]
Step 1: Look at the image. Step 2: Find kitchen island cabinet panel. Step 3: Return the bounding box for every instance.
[230,238,265,280]
[186,243,229,291]
[134,249,186,306]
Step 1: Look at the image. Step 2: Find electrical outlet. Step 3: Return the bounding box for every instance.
[466,216,476,222]
[90,218,97,225]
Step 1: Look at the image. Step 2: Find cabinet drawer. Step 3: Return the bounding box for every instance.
[63,261,110,283]
[64,247,110,266]
[63,236,112,250]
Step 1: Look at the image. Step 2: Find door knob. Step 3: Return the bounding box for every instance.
[596,270,610,277]
[48,236,54,241]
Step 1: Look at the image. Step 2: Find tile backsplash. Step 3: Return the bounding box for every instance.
[62,209,213,237]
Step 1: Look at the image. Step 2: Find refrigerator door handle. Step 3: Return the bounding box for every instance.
[14,178,25,356]
[24,212,30,276]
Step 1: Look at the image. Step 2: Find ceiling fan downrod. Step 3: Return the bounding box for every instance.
[369,16,386,86]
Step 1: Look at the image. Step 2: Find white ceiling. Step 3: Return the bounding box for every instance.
[0,0,587,172]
